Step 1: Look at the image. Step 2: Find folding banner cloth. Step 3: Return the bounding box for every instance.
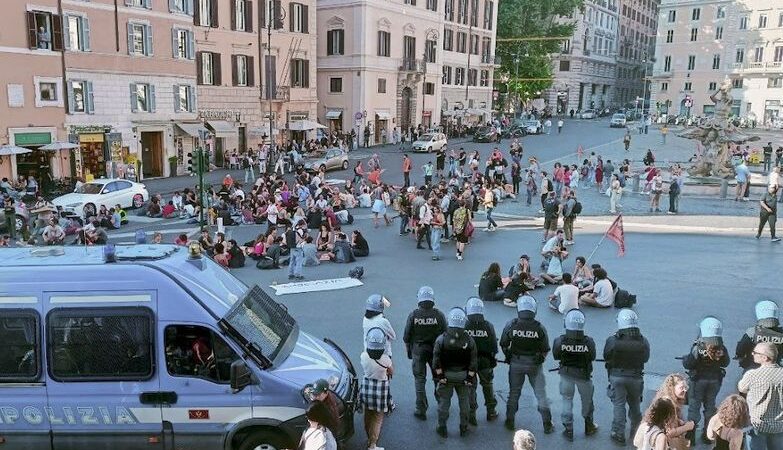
[606,214,626,256]
[270,277,364,295]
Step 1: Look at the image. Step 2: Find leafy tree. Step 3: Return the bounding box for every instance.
[495,0,584,110]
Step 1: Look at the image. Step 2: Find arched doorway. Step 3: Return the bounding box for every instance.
[400,87,413,133]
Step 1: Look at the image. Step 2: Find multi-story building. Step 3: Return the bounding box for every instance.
[195,0,318,159]
[61,0,198,180]
[440,0,498,129]
[1,0,68,182]
[315,0,444,145]
[547,0,620,114]
[615,0,659,109]
[651,0,783,124]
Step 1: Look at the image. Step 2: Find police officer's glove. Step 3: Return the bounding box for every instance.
[466,373,476,386]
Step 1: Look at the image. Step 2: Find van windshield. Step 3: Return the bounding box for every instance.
[220,285,297,367]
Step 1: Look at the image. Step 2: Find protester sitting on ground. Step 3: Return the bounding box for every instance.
[42,217,65,245]
[174,233,188,246]
[540,229,565,271]
[502,271,530,308]
[572,256,593,290]
[317,223,332,251]
[242,233,266,259]
[508,255,545,290]
[539,244,567,285]
[329,233,355,263]
[263,236,285,268]
[226,239,245,268]
[579,267,615,308]
[351,230,369,257]
[162,201,177,218]
[512,429,536,450]
[302,236,320,266]
[198,229,215,255]
[152,232,163,244]
[548,273,580,314]
[213,243,230,267]
[146,197,162,218]
[479,262,505,302]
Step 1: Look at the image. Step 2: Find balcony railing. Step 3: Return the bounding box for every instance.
[399,58,425,72]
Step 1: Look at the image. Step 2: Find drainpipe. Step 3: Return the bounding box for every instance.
[57,0,69,178]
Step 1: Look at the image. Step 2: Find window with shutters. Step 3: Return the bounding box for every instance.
[687,55,696,70]
[754,47,764,63]
[425,39,437,63]
[197,0,218,27]
[199,52,216,85]
[456,32,466,53]
[329,77,342,93]
[444,0,453,21]
[736,48,745,63]
[469,0,478,26]
[377,78,386,93]
[377,31,390,57]
[290,59,309,88]
[67,80,93,114]
[290,3,308,33]
[667,10,675,23]
[716,6,725,19]
[326,29,344,55]
[712,54,720,70]
[457,0,468,24]
[27,11,64,51]
[739,16,748,30]
[775,46,783,63]
[663,55,671,71]
[424,82,434,95]
[690,27,697,41]
[483,0,494,29]
[173,28,195,59]
[708,81,716,91]
[404,0,416,5]
[467,68,477,86]
[126,0,150,8]
[660,82,668,92]
[170,0,193,15]
[469,34,478,55]
[426,0,437,12]
[732,78,743,89]
[684,82,692,91]
[65,14,90,52]
[443,28,453,51]
[455,67,465,85]
[479,69,488,86]
[442,65,452,84]
[175,85,195,112]
[691,8,700,21]
[35,77,63,108]
[759,14,767,29]
[715,26,723,40]
[130,83,155,112]
[128,22,152,56]
[234,0,246,31]
[235,55,248,86]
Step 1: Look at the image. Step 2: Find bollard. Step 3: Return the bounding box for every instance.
[720,179,729,199]
[632,174,640,193]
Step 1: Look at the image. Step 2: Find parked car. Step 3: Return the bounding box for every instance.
[303,148,349,172]
[503,125,527,138]
[411,132,448,153]
[0,197,30,234]
[580,109,598,119]
[51,178,148,218]
[473,126,499,142]
[610,113,628,128]
[523,120,543,135]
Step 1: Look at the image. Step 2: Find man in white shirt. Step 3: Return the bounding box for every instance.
[42,218,65,245]
[580,267,615,308]
[265,201,279,232]
[549,273,580,313]
[171,191,183,210]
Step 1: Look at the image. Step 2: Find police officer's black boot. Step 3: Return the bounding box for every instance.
[486,408,498,422]
[459,425,469,437]
[468,412,477,426]
[504,417,515,431]
[585,417,598,436]
[562,425,574,442]
[436,425,447,438]
[543,420,554,434]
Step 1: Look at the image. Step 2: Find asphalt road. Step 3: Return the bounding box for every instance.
[217,218,780,450]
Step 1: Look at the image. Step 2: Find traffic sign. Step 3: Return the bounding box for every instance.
[354,112,363,120]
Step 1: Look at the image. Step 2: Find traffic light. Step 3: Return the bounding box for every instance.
[187,151,195,174]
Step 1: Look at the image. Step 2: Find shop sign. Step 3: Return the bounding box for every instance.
[79,133,105,143]
[71,125,110,134]
[198,110,240,121]
[14,132,52,146]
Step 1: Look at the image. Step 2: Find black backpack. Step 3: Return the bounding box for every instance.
[572,201,582,215]
[614,289,637,308]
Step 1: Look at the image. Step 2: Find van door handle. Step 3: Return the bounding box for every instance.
[140,391,179,405]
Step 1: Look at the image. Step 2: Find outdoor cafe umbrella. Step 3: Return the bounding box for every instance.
[0,145,32,156]
[40,141,79,181]
[289,119,328,131]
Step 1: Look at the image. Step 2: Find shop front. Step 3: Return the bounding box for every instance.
[7,128,60,190]
[422,111,432,129]
[374,111,391,145]
[326,110,343,133]
[205,120,238,166]
[174,123,208,175]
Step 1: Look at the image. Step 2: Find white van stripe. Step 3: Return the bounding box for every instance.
[50,294,152,304]
[130,406,304,424]
[0,296,38,304]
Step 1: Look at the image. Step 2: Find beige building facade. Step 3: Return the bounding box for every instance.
[316,0,445,145]
[616,0,659,109]
[0,0,68,182]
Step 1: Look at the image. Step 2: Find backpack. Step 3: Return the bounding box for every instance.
[614,288,637,308]
[669,180,680,195]
[242,158,250,169]
[492,191,499,207]
[571,201,582,215]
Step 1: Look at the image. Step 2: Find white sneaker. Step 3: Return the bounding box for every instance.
[484,227,492,232]
[370,447,385,450]
[457,254,463,261]
[503,299,517,307]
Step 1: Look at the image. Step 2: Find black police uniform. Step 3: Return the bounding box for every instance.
[404,305,447,416]
[603,328,650,441]
[499,315,552,429]
[433,328,477,434]
[682,340,730,441]
[465,314,498,421]
[553,330,597,434]
[735,324,783,370]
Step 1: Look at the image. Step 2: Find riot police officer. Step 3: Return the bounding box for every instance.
[500,294,554,433]
[403,286,447,420]
[464,297,499,424]
[433,307,477,438]
[681,316,730,445]
[553,308,598,442]
[603,308,650,445]
[735,300,783,371]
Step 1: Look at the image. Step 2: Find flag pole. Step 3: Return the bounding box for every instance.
[585,230,608,263]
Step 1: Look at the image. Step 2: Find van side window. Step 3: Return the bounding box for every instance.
[0,310,39,382]
[47,308,154,381]
[164,325,239,384]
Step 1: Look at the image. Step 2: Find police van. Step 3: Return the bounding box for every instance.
[0,244,357,450]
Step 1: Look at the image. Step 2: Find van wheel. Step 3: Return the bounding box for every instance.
[237,429,289,450]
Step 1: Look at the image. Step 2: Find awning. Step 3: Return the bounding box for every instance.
[325,110,342,119]
[176,123,209,138]
[289,119,328,131]
[375,111,391,120]
[207,120,238,138]
[442,110,455,116]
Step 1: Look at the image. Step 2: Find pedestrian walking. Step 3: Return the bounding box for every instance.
[465,298,499,425]
[757,186,781,242]
[452,200,471,261]
[285,221,306,280]
[553,308,598,442]
[422,161,434,186]
[403,286,447,421]
[243,154,255,183]
[633,398,677,450]
[604,309,650,445]
[623,131,631,152]
[609,174,622,214]
[682,316,730,446]
[736,161,750,201]
[500,295,555,434]
[763,142,774,173]
[736,301,783,372]
[737,342,783,450]
[562,191,578,245]
[416,200,433,250]
[557,119,564,134]
[668,174,681,214]
[433,307,477,438]
[545,119,552,135]
[650,169,663,212]
[360,328,395,450]
[661,125,668,144]
[483,184,498,232]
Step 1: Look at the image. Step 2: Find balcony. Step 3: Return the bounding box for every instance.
[262,86,290,102]
[399,58,425,72]
[731,61,783,73]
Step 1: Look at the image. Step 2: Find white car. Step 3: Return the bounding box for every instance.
[610,113,628,127]
[523,120,543,135]
[411,133,448,153]
[52,178,149,218]
[580,109,597,119]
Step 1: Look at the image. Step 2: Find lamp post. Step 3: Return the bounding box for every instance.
[421,29,439,130]
[263,5,285,151]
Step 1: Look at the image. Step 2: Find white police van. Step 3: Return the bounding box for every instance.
[0,244,357,450]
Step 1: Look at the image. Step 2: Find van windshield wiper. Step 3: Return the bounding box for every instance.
[218,318,273,369]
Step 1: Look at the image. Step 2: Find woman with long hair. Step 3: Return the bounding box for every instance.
[653,373,696,450]
[634,397,677,450]
[298,402,337,450]
[478,262,504,302]
[706,395,750,450]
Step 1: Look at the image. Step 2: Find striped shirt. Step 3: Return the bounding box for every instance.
[738,364,783,433]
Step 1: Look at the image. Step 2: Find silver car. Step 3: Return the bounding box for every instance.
[303,148,350,172]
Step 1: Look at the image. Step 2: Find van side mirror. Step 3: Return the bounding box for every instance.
[230,360,252,393]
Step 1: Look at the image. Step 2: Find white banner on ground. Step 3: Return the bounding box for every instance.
[270,277,363,296]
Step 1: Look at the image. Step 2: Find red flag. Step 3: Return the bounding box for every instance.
[606,215,626,257]
[577,144,584,157]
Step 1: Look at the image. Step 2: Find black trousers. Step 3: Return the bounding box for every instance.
[417,224,432,249]
[758,212,777,238]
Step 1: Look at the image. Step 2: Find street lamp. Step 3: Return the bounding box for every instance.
[421,29,439,130]
[261,5,285,150]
